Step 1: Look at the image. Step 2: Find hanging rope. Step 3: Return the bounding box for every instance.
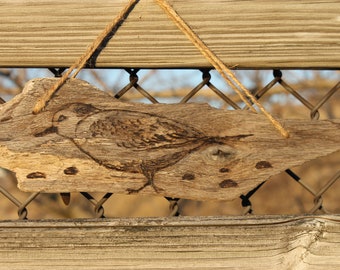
[32,0,289,138]
[32,0,140,114]
[155,0,289,138]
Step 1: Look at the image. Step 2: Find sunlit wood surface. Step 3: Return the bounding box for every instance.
[0,0,339,69]
[0,215,339,269]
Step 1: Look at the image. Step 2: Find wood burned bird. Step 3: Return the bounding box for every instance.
[51,102,250,193]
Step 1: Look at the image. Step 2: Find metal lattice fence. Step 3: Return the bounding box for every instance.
[0,68,339,219]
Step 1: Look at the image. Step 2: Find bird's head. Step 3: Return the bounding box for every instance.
[52,103,99,137]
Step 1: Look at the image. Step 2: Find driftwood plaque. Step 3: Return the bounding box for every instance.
[0,78,339,200]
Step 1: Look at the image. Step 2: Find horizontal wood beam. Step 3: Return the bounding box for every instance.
[0,215,339,269]
[0,0,339,69]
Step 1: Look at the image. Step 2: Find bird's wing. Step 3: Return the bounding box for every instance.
[75,109,205,150]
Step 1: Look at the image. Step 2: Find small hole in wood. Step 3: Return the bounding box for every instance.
[219,167,230,173]
[182,173,195,181]
[219,179,238,188]
[64,167,79,175]
[26,172,46,179]
[255,161,272,169]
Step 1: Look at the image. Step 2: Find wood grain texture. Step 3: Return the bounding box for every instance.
[0,0,339,69]
[0,78,339,200]
[0,215,339,269]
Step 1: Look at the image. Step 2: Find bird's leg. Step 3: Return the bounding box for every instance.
[127,164,164,194]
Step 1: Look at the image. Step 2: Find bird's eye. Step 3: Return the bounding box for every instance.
[57,115,67,122]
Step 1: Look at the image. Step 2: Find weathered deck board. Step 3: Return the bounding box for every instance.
[0,0,339,69]
[0,215,339,269]
[0,78,339,200]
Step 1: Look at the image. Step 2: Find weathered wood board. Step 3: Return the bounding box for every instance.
[0,215,339,270]
[0,78,339,200]
[0,0,340,69]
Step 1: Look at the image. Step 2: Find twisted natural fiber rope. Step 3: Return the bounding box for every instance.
[155,0,289,138]
[32,0,139,114]
[32,0,288,138]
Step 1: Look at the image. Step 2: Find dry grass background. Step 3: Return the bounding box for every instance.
[0,69,339,219]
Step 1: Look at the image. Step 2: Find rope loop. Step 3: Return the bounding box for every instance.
[32,0,289,138]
